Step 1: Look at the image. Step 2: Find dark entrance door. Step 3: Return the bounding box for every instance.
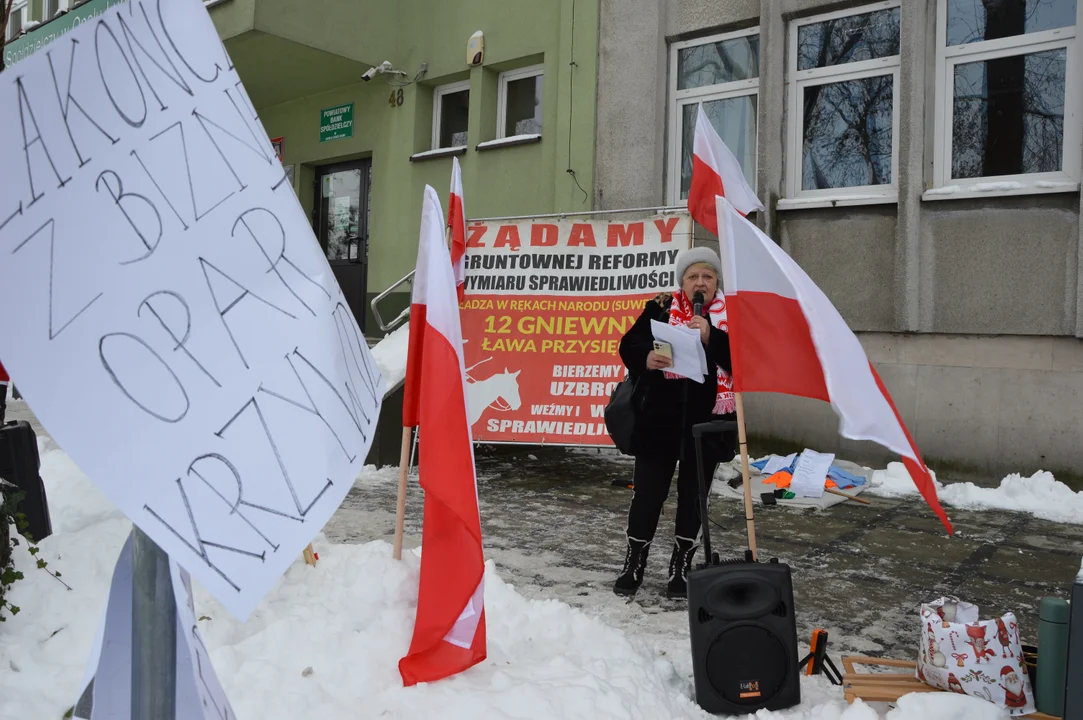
[315,159,371,332]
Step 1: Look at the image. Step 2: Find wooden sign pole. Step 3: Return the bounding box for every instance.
[392,427,412,560]
[734,392,758,561]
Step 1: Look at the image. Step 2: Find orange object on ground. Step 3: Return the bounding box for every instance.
[763,471,837,490]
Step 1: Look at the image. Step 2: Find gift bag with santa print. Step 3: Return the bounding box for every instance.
[916,597,1035,716]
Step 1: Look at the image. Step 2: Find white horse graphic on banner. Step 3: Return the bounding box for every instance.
[466,368,522,426]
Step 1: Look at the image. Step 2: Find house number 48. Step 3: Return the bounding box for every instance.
[388,89,404,107]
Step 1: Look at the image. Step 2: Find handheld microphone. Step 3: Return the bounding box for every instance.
[692,292,705,318]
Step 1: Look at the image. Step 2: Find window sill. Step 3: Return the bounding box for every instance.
[922,181,1080,202]
[776,194,897,211]
[476,134,542,151]
[409,146,467,162]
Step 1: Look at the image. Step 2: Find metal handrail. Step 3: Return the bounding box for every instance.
[370,269,415,333]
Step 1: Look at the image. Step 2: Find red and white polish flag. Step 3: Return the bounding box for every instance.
[399,186,486,686]
[714,195,953,534]
[448,157,467,304]
[688,103,764,232]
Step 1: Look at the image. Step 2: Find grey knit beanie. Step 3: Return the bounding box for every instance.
[674,246,722,284]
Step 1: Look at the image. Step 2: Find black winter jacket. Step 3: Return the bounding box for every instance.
[618,293,738,461]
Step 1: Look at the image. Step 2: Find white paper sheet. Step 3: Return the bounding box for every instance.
[761,453,797,476]
[789,450,836,498]
[0,0,383,619]
[650,320,708,383]
[73,532,236,720]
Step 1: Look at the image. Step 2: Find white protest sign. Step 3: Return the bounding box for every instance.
[73,532,236,719]
[790,449,835,499]
[0,0,384,618]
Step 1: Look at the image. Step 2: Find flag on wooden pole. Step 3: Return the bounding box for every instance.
[448,157,467,302]
[399,186,486,685]
[688,103,764,232]
[713,195,952,534]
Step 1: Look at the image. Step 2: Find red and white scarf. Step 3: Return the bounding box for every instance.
[664,289,735,415]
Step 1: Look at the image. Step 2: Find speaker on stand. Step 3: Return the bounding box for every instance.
[686,420,800,715]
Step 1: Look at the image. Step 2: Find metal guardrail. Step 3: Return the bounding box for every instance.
[370,269,415,333]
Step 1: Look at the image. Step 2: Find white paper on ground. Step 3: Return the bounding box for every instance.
[762,453,797,476]
[73,531,235,720]
[790,450,835,498]
[0,0,383,619]
[650,320,707,382]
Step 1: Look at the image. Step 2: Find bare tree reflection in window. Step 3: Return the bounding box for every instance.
[677,36,759,90]
[797,7,900,70]
[950,1,1068,179]
[803,76,894,189]
[947,0,1077,46]
[797,8,900,190]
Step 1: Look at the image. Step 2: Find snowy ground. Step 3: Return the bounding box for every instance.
[866,462,1083,525]
[2,399,1082,719]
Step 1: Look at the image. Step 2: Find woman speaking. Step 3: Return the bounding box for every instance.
[614,246,737,599]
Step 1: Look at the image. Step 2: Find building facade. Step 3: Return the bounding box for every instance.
[206,0,599,334]
[8,0,1082,477]
[597,0,1083,477]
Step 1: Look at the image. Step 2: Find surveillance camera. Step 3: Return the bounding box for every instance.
[361,66,378,82]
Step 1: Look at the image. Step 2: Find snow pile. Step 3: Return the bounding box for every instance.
[868,462,1083,525]
[371,322,411,391]
[866,463,939,499]
[0,442,1036,719]
[939,471,1083,524]
[885,693,1008,720]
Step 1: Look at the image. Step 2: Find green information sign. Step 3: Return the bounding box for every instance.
[320,103,354,143]
[3,0,127,68]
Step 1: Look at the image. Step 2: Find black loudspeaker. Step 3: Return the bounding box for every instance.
[687,561,801,715]
[0,421,52,542]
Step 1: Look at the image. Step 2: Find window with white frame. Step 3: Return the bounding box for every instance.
[668,28,759,207]
[432,81,470,150]
[5,2,28,41]
[43,0,73,21]
[497,65,544,139]
[932,0,1081,195]
[786,2,901,203]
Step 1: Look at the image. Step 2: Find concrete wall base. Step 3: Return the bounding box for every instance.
[742,333,1083,480]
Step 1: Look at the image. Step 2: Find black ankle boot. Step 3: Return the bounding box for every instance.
[613,537,651,596]
[665,536,698,599]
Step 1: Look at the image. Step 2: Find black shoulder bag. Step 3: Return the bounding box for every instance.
[604,373,644,456]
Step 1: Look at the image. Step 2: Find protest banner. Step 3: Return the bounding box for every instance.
[460,211,692,445]
[0,0,383,619]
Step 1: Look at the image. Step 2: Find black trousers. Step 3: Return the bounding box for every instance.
[0,383,6,425]
[625,437,717,544]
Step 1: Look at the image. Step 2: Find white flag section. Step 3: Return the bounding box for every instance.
[73,533,235,720]
[0,0,384,618]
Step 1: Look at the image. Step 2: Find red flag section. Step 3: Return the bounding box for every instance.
[687,103,764,233]
[715,195,952,535]
[448,157,467,304]
[400,186,486,686]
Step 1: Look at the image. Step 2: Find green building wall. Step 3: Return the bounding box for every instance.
[6,0,599,336]
[211,0,600,336]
